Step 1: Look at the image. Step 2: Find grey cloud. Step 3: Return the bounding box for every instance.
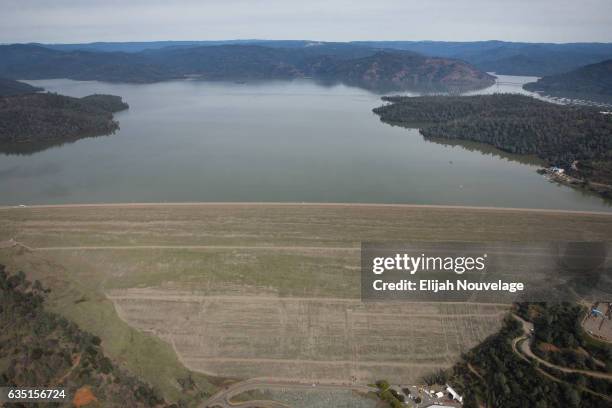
[1,0,611,43]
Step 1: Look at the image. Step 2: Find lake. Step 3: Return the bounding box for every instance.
[1,76,610,211]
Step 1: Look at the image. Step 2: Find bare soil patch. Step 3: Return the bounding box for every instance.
[109,287,507,384]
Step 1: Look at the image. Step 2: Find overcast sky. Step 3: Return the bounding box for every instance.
[1,0,611,44]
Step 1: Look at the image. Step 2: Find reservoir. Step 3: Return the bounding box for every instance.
[0,76,610,211]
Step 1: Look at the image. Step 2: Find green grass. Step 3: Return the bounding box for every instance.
[74,248,359,297]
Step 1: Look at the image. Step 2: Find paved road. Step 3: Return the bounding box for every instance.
[509,314,612,402]
[512,314,612,380]
[202,378,372,408]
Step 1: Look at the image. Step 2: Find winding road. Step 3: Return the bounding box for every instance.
[511,314,612,381]
[510,314,612,403]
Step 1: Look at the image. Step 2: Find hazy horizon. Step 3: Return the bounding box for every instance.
[2,0,612,44]
[6,39,612,46]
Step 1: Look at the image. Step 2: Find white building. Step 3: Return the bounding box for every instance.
[446,384,463,404]
[551,166,565,174]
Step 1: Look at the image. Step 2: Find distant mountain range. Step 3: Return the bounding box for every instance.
[3,40,611,93]
[0,43,495,91]
[0,44,171,83]
[33,40,612,77]
[354,41,612,77]
[524,59,612,96]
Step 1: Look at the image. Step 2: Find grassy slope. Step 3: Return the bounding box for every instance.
[0,248,220,405]
[0,268,171,407]
[1,204,611,402]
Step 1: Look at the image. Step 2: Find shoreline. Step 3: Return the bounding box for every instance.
[1,201,611,216]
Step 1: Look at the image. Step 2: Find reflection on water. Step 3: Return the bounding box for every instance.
[0,76,610,211]
[425,137,545,167]
[0,133,117,156]
[313,77,494,95]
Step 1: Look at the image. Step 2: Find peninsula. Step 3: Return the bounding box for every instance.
[0,92,129,154]
[373,94,612,198]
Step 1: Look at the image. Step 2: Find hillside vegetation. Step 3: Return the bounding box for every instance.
[373,94,612,197]
[0,265,170,407]
[524,59,612,97]
[0,43,494,91]
[311,51,494,91]
[36,40,612,77]
[518,303,612,374]
[447,307,611,408]
[0,92,128,153]
[0,78,42,96]
[353,41,612,77]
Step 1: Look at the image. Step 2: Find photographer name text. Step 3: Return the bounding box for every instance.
[372,279,524,293]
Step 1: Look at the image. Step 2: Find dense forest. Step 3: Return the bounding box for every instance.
[0,78,42,96]
[517,303,612,374]
[524,59,612,97]
[0,92,128,153]
[0,43,494,91]
[0,265,172,407]
[446,305,611,408]
[374,94,612,196]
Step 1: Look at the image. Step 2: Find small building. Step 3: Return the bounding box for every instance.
[435,391,445,399]
[550,166,565,174]
[446,384,463,404]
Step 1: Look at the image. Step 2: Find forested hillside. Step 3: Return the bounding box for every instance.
[0,266,169,407]
[0,93,128,153]
[373,94,612,196]
[524,59,612,97]
[354,41,612,76]
[0,78,42,96]
[310,51,494,91]
[519,303,612,374]
[447,310,611,408]
[36,40,612,77]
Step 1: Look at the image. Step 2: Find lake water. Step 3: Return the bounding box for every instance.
[1,76,610,211]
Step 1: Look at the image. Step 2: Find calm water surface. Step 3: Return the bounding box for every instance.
[1,76,610,211]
